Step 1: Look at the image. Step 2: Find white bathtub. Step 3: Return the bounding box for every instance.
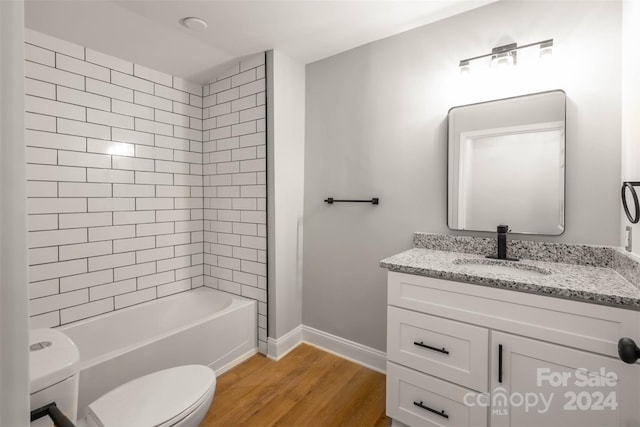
[59,287,257,419]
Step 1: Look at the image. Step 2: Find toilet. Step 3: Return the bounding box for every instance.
[30,328,216,427]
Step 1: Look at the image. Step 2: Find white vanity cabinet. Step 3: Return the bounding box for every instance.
[386,271,640,427]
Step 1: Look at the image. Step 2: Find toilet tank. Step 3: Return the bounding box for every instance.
[30,328,80,427]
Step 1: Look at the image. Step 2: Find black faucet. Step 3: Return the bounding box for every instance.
[497,224,508,259]
[487,225,519,261]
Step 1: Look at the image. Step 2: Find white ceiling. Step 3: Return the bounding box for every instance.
[25,0,496,84]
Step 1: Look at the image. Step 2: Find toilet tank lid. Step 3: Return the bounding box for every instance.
[88,365,216,427]
[29,328,80,394]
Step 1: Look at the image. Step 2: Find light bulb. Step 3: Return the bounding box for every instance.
[539,44,553,60]
[459,61,471,75]
[491,54,514,69]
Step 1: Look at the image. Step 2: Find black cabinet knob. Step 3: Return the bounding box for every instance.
[618,337,640,364]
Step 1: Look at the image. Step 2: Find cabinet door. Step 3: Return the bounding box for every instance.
[489,332,639,427]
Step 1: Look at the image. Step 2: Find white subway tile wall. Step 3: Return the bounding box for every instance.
[25,29,204,329]
[25,30,268,355]
[203,54,267,353]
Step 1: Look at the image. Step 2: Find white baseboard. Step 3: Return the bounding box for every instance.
[302,326,386,374]
[267,324,304,361]
[267,325,387,373]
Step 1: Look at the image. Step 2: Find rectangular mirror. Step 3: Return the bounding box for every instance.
[448,90,566,235]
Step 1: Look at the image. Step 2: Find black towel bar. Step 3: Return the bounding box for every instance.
[324,197,379,205]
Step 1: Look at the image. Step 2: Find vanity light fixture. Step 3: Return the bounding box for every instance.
[459,38,553,74]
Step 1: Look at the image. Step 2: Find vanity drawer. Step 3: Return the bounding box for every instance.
[388,272,640,359]
[388,306,488,392]
[387,362,487,427]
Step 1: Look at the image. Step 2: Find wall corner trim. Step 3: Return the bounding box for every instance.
[267,324,304,360]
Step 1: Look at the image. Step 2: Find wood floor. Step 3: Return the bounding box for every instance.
[200,344,391,427]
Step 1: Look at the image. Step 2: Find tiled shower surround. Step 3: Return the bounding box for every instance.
[24,30,267,352]
[202,59,268,352]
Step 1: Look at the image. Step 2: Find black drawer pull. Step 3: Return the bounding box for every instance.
[413,401,449,419]
[414,341,449,354]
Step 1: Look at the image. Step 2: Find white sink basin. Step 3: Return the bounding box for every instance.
[453,259,552,278]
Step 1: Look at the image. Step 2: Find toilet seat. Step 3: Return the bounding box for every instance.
[86,365,216,427]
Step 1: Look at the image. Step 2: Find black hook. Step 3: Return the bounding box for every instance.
[622,182,640,224]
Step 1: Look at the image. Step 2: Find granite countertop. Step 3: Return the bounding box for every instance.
[380,248,640,310]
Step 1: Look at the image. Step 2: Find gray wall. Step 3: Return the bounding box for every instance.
[267,50,305,342]
[1,0,29,423]
[622,0,640,254]
[303,1,622,352]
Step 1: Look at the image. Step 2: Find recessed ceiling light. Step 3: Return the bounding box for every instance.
[182,17,208,30]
